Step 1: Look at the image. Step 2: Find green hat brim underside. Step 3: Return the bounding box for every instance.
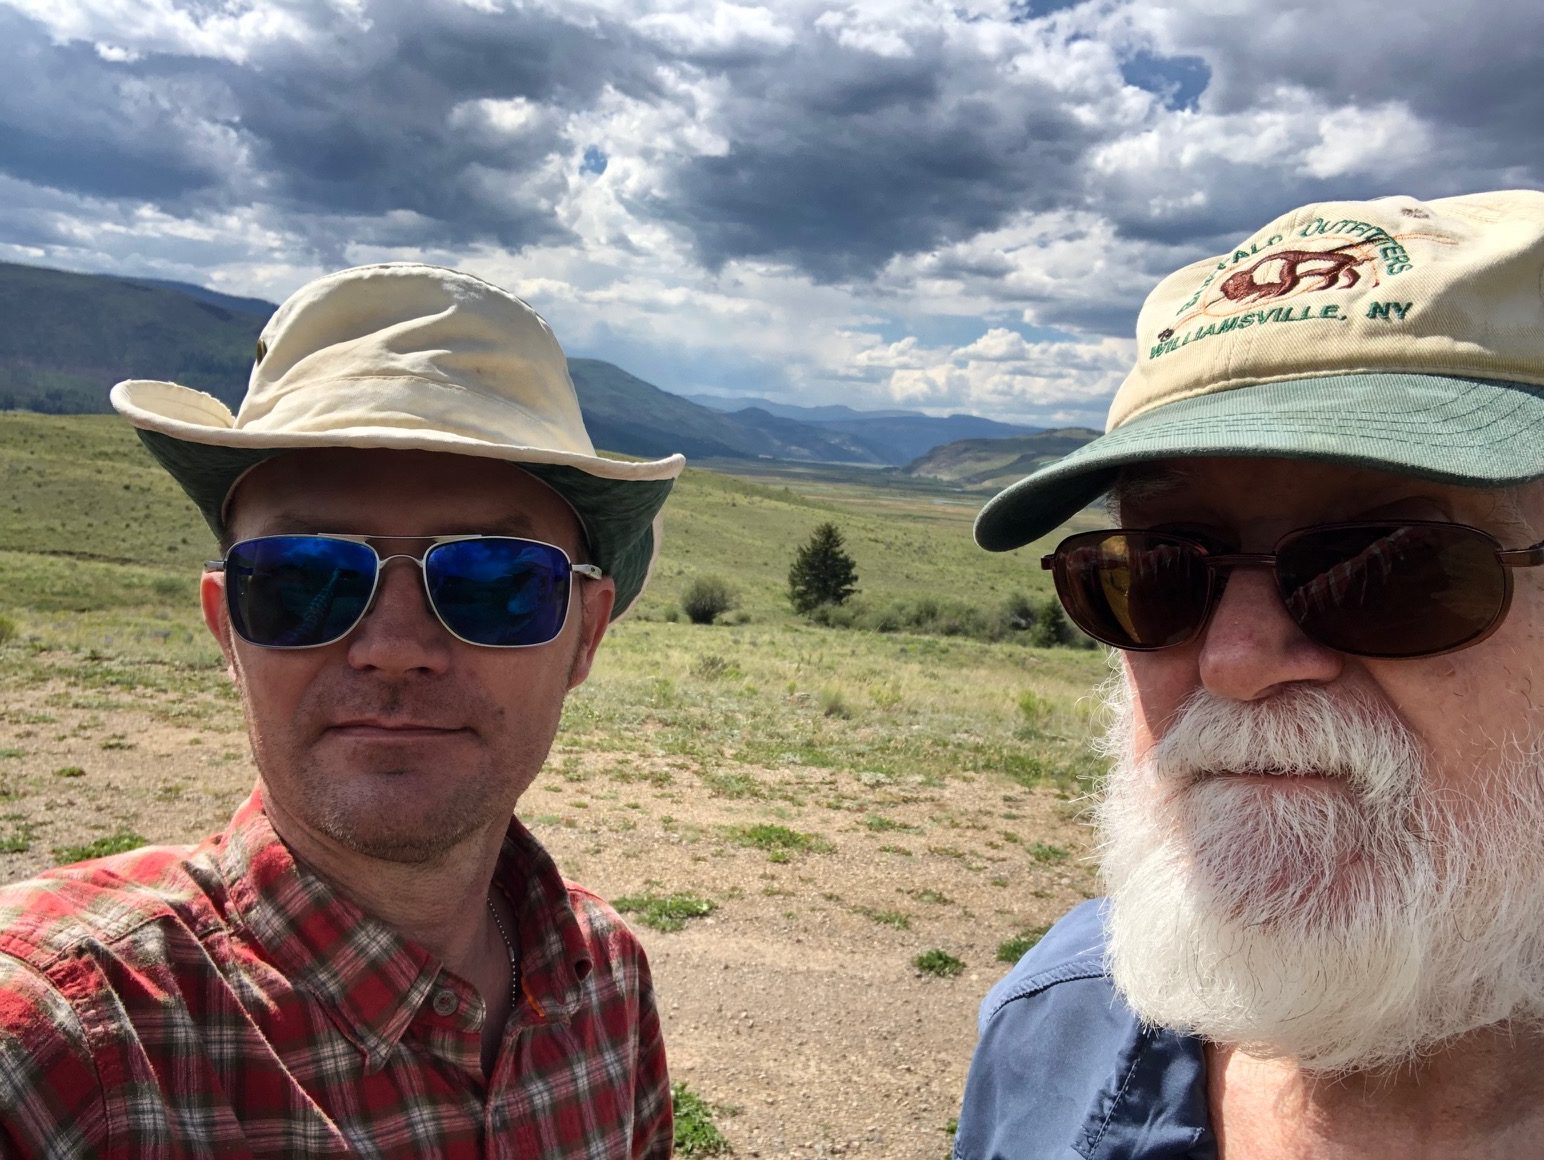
[975,373,1544,552]
[134,429,674,618]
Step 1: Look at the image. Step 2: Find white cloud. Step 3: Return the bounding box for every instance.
[635,3,795,53]
[449,97,548,138]
[1304,102,1432,181]
[955,328,1039,363]
[2,0,326,62]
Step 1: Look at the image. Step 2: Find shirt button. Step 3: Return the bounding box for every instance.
[431,989,459,1017]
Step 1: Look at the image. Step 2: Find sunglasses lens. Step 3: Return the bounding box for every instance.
[225,537,378,647]
[425,538,572,647]
[1279,523,1507,658]
[1053,531,1213,649]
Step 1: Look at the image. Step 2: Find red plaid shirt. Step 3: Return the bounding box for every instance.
[0,792,671,1158]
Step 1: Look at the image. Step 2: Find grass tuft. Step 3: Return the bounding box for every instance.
[53,831,147,864]
[727,823,832,860]
[996,924,1051,963]
[614,892,716,933]
[912,948,965,978]
[690,653,738,681]
[817,686,852,719]
[673,1081,734,1156]
[0,822,33,854]
[855,906,911,930]
[863,814,918,833]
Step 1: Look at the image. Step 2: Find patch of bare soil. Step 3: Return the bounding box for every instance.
[0,680,1099,1159]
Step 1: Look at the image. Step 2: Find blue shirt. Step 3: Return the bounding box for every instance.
[954,900,1216,1160]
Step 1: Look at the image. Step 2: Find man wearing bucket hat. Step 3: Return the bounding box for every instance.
[954,191,1544,1159]
[0,264,682,1156]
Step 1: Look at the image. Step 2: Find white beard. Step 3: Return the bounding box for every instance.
[1099,680,1544,1074]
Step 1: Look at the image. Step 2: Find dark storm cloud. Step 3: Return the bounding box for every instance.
[1177,4,1544,145]
[0,9,232,201]
[653,30,1101,281]
[0,0,664,259]
[1110,3,1544,244]
[226,0,659,242]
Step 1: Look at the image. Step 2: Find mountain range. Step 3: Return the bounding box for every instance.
[686,392,1045,464]
[0,260,1095,475]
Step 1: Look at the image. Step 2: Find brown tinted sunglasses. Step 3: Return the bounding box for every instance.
[1041,521,1544,658]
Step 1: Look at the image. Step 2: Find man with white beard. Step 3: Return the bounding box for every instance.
[953,191,1544,1159]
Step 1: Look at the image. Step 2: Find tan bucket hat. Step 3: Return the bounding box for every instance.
[975,189,1544,551]
[111,262,684,617]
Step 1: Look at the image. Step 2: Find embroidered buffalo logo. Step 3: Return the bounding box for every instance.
[1219,243,1371,305]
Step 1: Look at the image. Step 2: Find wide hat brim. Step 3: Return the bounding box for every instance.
[974,372,1544,552]
[111,261,687,620]
[113,379,682,619]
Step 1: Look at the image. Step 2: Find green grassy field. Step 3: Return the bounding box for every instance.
[0,411,1097,626]
[0,410,1111,790]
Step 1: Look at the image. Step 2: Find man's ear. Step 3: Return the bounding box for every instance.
[200,570,239,677]
[566,578,616,690]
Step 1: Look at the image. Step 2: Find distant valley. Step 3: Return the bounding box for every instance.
[0,260,1096,479]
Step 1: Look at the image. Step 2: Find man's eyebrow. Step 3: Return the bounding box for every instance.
[241,513,541,536]
[245,510,324,535]
[480,515,539,536]
[1106,467,1186,521]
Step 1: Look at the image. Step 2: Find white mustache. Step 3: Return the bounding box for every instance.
[1142,684,1426,804]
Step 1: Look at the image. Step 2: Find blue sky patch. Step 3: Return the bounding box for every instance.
[1119,50,1211,111]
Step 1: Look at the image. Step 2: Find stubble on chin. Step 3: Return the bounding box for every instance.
[249,682,554,867]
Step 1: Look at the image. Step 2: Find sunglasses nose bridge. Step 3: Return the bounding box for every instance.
[1184,551,1285,642]
[374,550,429,572]
[358,550,436,624]
[1198,550,1278,572]
[1197,549,1279,594]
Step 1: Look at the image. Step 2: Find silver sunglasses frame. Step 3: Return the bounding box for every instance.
[205,533,604,650]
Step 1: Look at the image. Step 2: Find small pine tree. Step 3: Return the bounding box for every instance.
[788,522,859,614]
[1026,596,1075,647]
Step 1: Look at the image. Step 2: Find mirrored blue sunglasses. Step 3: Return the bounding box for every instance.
[207,534,604,649]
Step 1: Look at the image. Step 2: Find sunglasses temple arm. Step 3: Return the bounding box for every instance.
[1498,542,1544,569]
[204,561,226,573]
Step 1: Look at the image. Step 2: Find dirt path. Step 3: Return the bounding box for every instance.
[0,677,1099,1159]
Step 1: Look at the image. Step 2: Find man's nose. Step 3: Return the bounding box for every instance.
[1197,566,1343,700]
[344,558,453,675]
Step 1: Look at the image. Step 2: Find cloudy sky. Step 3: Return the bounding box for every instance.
[2,0,1539,425]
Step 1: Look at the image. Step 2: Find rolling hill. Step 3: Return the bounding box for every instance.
[904,428,1102,490]
[0,263,265,414]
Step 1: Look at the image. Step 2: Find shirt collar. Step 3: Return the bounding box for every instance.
[500,814,594,1023]
[1079,1021,1213,1160]
[218,791,594,1067]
